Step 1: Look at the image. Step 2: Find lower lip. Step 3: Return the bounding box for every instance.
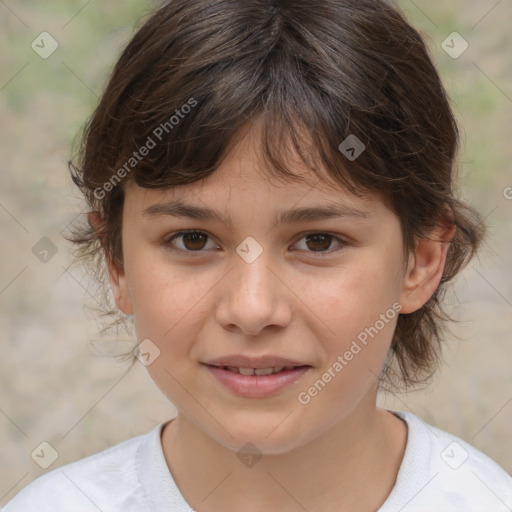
[204,364,311,398]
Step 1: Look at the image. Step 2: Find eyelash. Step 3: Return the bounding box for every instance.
[164,230,348,257]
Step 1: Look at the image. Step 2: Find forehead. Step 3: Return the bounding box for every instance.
[125,121,381,219]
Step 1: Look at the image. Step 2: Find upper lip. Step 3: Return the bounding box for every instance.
[203,355,310,369]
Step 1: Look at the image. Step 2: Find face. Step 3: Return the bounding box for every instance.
[105,125,449,455]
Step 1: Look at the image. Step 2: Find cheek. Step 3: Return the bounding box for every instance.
[301,253,401,333]
[127,263,212,401]
[298,284,398,419]
[303,254,401,377]
[126,255,213,352]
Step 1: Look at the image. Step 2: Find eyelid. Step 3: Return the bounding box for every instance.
[164,230,349,256]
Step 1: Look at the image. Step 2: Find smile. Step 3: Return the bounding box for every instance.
[203,363,311,398]
[222,366,298,375]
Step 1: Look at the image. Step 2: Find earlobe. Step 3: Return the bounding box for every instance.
[106,261,134,315]
[399,222,455,314]
[88,212,134,315]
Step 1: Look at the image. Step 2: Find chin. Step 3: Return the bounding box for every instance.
[208,412,314,456]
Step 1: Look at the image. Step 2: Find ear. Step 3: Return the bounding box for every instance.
[399,220,456,314]
[88,212,134,315]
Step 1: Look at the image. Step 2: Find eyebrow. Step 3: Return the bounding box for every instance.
[142,199,372,226]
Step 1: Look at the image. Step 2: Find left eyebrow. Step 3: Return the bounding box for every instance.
[142,199,372,227]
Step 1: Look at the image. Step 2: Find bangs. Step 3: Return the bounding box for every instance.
[128,103,372,197]
[113,63,375,198]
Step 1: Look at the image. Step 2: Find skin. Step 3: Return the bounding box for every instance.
[91,122,454,511]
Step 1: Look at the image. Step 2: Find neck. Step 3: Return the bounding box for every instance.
[161,390,407,512]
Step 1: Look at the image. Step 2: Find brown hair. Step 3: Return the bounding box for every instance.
[68,0,484,391]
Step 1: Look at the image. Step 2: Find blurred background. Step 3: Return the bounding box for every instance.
[0,0,511,503]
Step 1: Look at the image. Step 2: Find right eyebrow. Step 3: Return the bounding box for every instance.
[142,200,232,224]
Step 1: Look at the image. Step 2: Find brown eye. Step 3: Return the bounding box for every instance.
[181,232,208,250]
[167,231,216,253]
[293,232,346,255]
[304,234,333,252]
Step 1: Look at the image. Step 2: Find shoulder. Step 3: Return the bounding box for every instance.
[380,410,512,511]
[1,426,162,512]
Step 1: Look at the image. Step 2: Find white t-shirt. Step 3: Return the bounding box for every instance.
[3,411,511,511]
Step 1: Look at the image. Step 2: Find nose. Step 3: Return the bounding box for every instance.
[215,251,293,336]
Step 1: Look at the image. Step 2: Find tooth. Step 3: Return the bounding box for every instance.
[272,366,285,374]
[226,366,239,373]
[238,367,256,376]
[254,367,274,376]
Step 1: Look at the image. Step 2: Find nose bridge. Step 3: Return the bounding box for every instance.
[234,249,275,301]
[232,235,277,297]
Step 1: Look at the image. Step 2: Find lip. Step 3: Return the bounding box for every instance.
[204,355,308,369]
[202,355,312,398]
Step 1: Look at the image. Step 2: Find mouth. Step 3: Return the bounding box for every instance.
[203,354,310,369]
[208,365,306,376]
[202,357,312,397]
